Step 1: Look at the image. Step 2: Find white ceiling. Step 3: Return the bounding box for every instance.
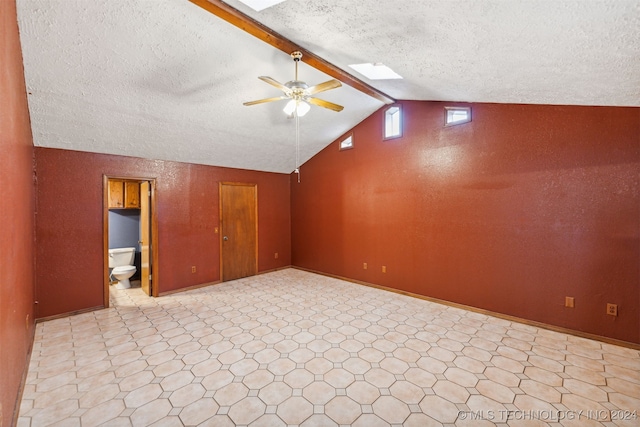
[17,0,640,174]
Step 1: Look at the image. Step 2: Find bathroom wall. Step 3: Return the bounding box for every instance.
[291,101,640,344]
[35,148,292,318]
[0,1,37,425]
[108,210,141,250]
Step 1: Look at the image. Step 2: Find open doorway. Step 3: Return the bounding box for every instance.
[103,176,158,307]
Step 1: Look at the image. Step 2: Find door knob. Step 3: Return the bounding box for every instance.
[223,236,229,241]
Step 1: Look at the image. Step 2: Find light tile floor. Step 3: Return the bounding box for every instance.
[18,269,639,426]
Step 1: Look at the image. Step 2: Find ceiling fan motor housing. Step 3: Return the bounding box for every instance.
[285,80,309,100]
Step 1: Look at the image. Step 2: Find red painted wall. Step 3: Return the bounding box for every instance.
[291,101,640,344]
[34,148,291,318]
[0,1,36,425]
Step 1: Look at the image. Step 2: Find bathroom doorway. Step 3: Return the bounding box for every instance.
[103,176,158,307]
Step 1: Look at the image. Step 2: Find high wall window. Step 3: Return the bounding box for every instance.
[339,133,354,150]
[384,105,402,139]
[445,106,471,126]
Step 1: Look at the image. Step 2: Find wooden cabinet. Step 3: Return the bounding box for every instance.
[124,181,140,208]
[108,179,140,209]
[108,179,124,208]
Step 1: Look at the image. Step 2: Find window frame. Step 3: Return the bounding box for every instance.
[444,106,472,127]
[339,133,354,151]
[383,105,403,140]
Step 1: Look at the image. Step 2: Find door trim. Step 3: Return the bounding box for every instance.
[103,175,159,307]
[219,182,258,282]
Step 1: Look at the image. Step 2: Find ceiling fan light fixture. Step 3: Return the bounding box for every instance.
[297,100,310,116]
[283,99,296,115]
[244,51,343,115]
[283,99,310,117]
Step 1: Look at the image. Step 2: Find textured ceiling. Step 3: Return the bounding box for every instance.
[17,0,640,174]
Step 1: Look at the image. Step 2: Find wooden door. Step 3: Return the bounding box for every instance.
[140,181,151,295]
[220,183,258,281]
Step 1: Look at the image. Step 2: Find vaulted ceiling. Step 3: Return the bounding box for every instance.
[17,0,640,173]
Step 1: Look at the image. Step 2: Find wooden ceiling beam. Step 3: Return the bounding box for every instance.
[188,0,395,105]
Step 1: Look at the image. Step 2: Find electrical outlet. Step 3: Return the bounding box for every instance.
[275,252,279,259]
[607,303,618,316]
[565,297,574,308]
[191,266,196,273]
[382,266,386,273]
[363,262,368,270]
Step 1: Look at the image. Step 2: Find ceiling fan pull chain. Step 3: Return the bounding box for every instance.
[295,111,301,183]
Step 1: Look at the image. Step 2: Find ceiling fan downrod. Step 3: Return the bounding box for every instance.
[291,51,302,81]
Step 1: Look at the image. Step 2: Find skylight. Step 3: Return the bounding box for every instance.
[236,0,286,12]
[348,63,403,80]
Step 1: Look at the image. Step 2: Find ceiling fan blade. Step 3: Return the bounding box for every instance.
[243,96,287,106]
[307,97,344,112]
[258,76,289,92]
[306,79,342,95]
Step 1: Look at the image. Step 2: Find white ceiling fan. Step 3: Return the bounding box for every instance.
[243,51,344,117]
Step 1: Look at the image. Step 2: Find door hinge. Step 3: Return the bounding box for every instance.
[149,274,152,281]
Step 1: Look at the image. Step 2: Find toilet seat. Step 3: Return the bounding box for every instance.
[112,265,136,274]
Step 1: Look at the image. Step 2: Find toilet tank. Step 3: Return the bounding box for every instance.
[108,247,136,268]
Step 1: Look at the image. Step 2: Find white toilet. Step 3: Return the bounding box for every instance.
[109,247,137,289]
